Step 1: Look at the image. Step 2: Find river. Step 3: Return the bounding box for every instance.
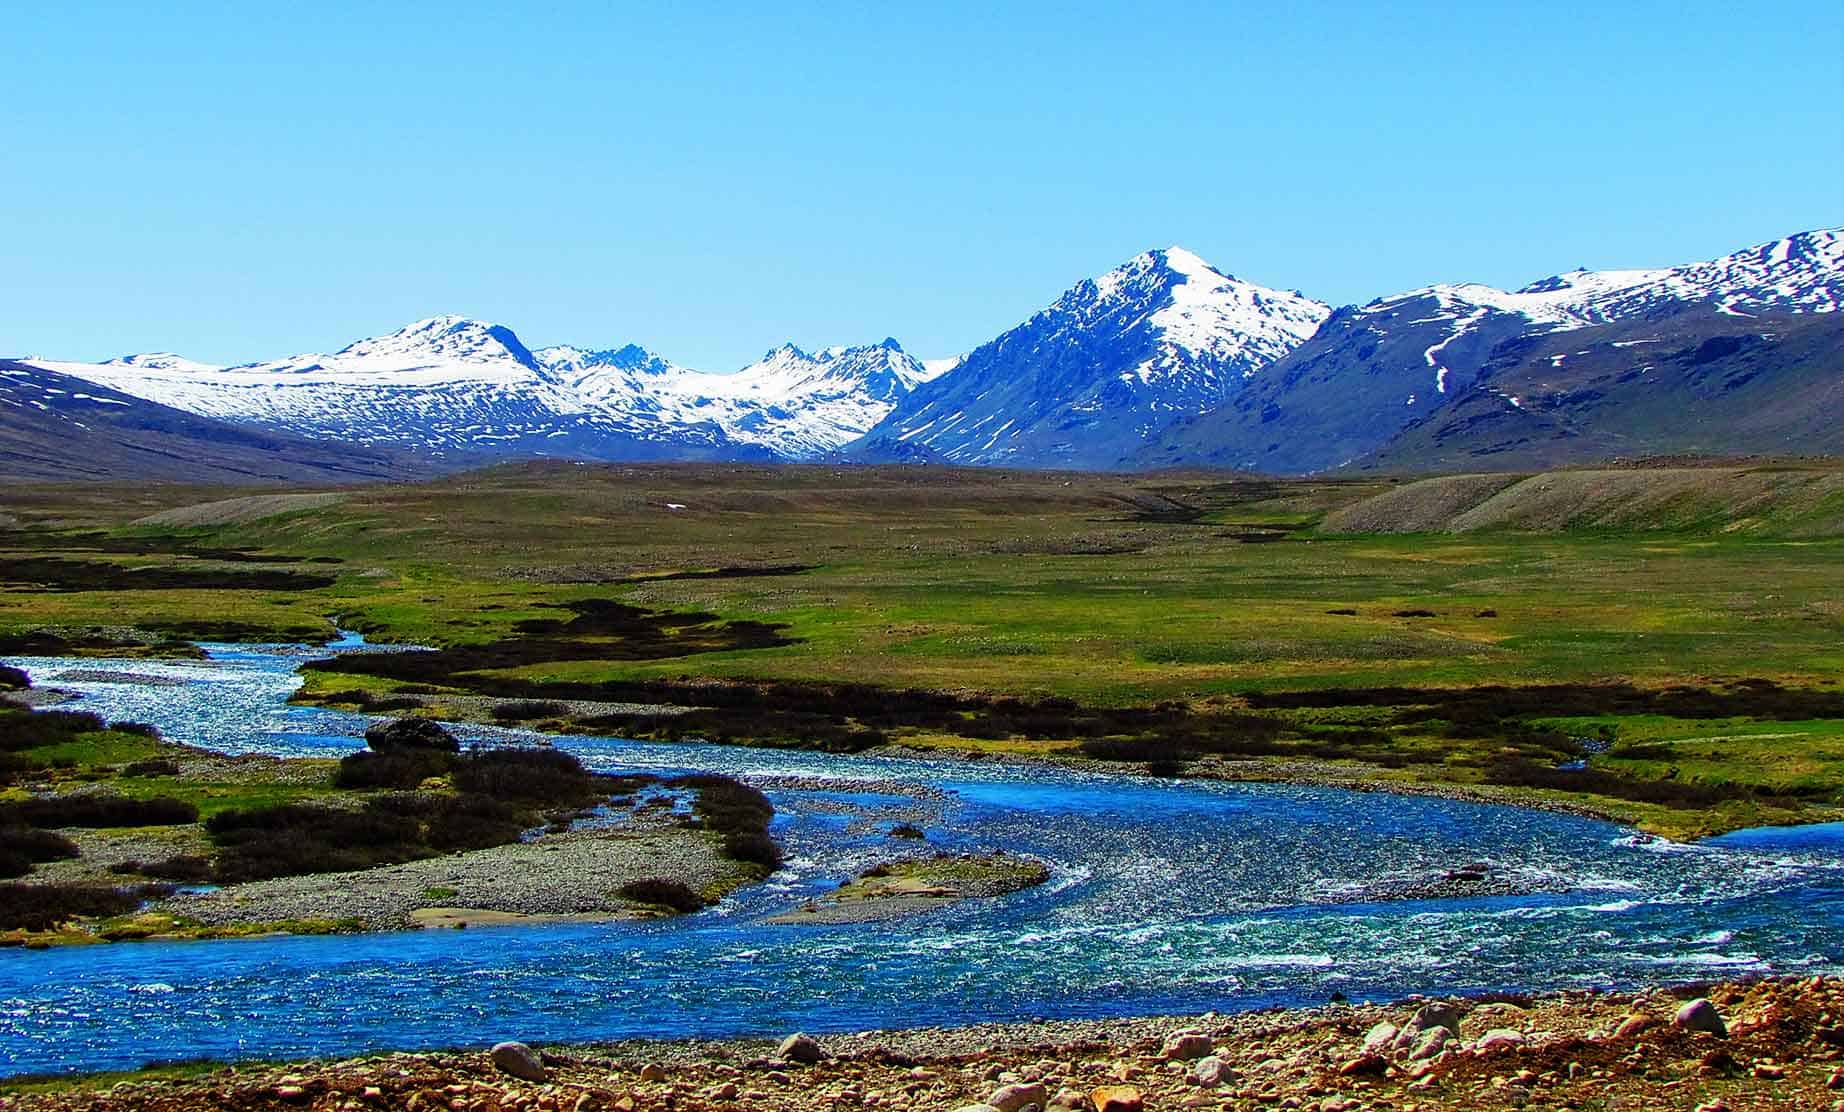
[2,639,1840,1075]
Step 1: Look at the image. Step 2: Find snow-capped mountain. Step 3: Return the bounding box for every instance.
[852,247,1330,468]
[12,228,1840,477]
[1135,229,1844,473]
[26,317,943,462]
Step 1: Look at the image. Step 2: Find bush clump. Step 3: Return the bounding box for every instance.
[0,793,198,829]
[334,747,455,790]
[667,774,782,872]
[120,759,181,778]
[0,708,106,752]
[617,878,707,913]
[109,854,212,882]
[206,792,533,883]
[0,882,152,931]
[491,700,572,722]
[0,826,81,878]
[452,748,596,805]
[0,665,28,691]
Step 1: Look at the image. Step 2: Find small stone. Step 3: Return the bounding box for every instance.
[490,1042,548,1083]
[1409,1027,1450,1060]
[988,1083,1049,1112]
[275,1086,308,1102]
[1049,1088,1087,1110]
[637,1064,667,1083]
[1190,1056,1233,1087]
[1694,1101,1730,1112]
[1611,1014,1653,1039]
[1675,998,1729,1037]
[955,1106,1001,1112]
[778,1032,826,1063]
[1320,1098,1358,1112]
[1754,1062,1786,1080]
[1161,1031,1215,1060]
[1476,1029,1525,1052]
[1338,1054,1386,1077]
[1090,1086,1144,1112]
[706,1081,739,1100]
[1828,1069,1844,1090]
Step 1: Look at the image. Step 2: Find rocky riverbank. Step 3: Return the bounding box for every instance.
[6,977,1842,1110]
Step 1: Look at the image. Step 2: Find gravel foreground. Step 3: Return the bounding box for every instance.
[6,977,1842,1111]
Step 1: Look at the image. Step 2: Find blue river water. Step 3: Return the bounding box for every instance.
[2,639,1841,1076]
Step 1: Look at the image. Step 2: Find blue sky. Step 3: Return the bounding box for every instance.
[4,2,1840,369]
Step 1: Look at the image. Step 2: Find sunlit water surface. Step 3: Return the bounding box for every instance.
[2,640,1840,1075]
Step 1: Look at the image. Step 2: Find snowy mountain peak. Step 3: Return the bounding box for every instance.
[332,315,540,371]
[101,352,223,373]
[1368,227,1844,329]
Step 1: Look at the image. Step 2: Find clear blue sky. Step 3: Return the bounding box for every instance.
[4,2,1840,369]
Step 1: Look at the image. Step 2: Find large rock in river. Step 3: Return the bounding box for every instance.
[365,716,459,754]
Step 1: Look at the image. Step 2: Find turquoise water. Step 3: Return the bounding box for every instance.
[3,641,1841,1075]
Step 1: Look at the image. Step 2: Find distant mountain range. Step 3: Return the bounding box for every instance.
[9,228,1840,481]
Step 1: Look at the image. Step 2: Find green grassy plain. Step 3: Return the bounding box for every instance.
[5,461,1844,838]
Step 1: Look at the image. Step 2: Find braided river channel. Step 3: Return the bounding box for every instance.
[3,638,1841,1075]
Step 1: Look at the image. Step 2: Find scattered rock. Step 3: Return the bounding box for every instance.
[1675,998,1729,1037]
[489,1041,548,1082]
[1476,1028,1525,1052]
[1161,1031,1214,1060]
[1190,1056,1233,1086]
[1089,1086,1144,1112]
[365,717,459,754]
[988,1082,1048,1111]
[1338,1054,1387,1077]
[778,1032,826,1064]
[1409,1027,1451,1060]
[1362,1022,1398,1054]
[637,1064,667,1083]
[1612,1014,1654,1040]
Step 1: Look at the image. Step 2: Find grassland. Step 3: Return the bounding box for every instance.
[4,460,1844,839]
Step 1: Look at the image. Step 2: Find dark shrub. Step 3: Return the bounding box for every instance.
[617,878,706,913]
[121,759,181,777]
[1393,609,1438,618]
[888,822,926,840]
[1,794,197,829]
[110,722,162,738]
[666,774,782,872]
[720,831,783,871]
[0,666,28,691]
[335,748,455,790]
[0,708,106,752]
[109,854,212,882]
[207,792,533,882]
[363,717,459,754]
[0,882,146,930]
[368,792,528,852]
[491,700,571,722]
[0,826,79,867]
[452,748,594,805]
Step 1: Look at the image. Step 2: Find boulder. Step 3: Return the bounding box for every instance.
[1410,1001,1463,1035]
[1161,1030,1215,1060]
[489,1041,547,1082]
[1338,1054,1387,1077]
[1476,1029,1526,1052]
[1049,1089,1087,1109]
[365,716,459,753]
[1190,1056,1233,1087]
[1090,1087,1144,1112]
[1408,1027,1450,1060]
[637,1063,667,1082]
[777,1032,826,1063]
[988,1083,1048,1112]
[1362,1022,1399,1055]
[1612,1014,1654,1040]
[1675,998,1728,1037]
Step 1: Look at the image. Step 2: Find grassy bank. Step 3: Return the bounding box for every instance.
[4,461,1843,840]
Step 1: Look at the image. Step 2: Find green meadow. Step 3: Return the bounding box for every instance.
[4,461,1843,838]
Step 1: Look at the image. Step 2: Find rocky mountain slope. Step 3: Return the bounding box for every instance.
[852,248,1330,469]
[1134,229,1844,472]
[26,318,942,463]
[13,229,1840,477]
[0,360,440,482]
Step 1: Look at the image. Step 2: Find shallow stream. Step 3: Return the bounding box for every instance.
[3,639,1841,1075]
